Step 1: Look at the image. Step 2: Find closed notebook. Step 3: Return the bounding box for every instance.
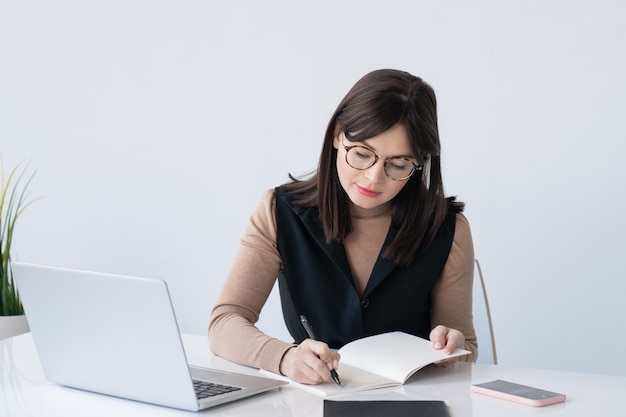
[323,400,450,417]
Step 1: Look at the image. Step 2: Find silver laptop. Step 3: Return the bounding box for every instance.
[12,262,287,411]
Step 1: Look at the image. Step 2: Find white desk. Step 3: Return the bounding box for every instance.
[2,332,625,416]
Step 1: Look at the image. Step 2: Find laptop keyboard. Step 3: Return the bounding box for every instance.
[193,380,242,399]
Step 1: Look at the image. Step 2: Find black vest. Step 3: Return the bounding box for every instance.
[275,186,456,349]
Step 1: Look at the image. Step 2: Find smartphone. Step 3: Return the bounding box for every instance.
[471,379,566,407]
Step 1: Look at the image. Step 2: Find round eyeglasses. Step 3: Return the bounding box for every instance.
[341,135,422,181]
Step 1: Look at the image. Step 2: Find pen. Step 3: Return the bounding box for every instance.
[299,315,342,387]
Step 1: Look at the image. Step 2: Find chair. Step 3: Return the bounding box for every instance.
[473,259,498,364]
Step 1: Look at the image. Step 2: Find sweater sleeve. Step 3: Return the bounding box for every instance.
[208,189,295,374]
[430,213,478,362]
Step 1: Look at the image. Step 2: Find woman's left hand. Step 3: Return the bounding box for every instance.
[429,325,465,365]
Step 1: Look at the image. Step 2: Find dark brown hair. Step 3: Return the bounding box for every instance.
[282,69,463,265]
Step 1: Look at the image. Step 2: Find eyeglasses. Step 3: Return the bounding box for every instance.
[341,134,422,181]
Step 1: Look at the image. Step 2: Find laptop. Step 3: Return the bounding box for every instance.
[12,262,287,411]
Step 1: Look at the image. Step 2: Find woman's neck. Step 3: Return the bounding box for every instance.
[349,201,392,219]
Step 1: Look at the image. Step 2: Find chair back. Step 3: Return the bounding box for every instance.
[473,259,498,364]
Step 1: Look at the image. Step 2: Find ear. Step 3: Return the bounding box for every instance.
[333,131,341,150]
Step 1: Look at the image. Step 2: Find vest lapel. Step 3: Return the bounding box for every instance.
[361,224,399,298]
[297,205,353,283]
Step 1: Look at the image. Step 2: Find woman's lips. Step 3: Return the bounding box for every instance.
[356,184,381,197]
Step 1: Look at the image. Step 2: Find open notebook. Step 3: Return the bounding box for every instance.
[12,262,286,411]
[263,331,470,397]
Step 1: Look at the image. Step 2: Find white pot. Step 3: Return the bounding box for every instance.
[0,315,30,340]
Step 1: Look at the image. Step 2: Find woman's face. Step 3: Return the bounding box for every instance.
[333,124,415,214]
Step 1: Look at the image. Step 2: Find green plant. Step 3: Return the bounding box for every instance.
[1,161,38,316]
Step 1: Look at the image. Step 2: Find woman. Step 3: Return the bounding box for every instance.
[209,69,477,385]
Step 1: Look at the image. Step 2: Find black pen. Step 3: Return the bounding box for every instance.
[299,315,341,387]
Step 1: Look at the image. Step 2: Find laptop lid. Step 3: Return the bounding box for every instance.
[12,262,286,411]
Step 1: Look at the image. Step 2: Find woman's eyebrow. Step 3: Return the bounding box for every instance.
[359,139,417,159]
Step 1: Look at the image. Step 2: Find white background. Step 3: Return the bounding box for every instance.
[2,1,625,376]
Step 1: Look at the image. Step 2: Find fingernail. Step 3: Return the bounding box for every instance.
[434,342,443,349]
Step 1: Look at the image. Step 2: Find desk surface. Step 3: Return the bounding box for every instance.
[2,332,625,417]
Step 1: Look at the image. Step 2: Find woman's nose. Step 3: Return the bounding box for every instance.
[364,160,386,182]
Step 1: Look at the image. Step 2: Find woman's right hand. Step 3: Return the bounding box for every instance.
[279,339,341,385]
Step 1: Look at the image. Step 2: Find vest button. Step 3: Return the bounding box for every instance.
[360,298,369,308]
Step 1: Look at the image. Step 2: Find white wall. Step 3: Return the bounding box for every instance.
[2,0,625,376]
